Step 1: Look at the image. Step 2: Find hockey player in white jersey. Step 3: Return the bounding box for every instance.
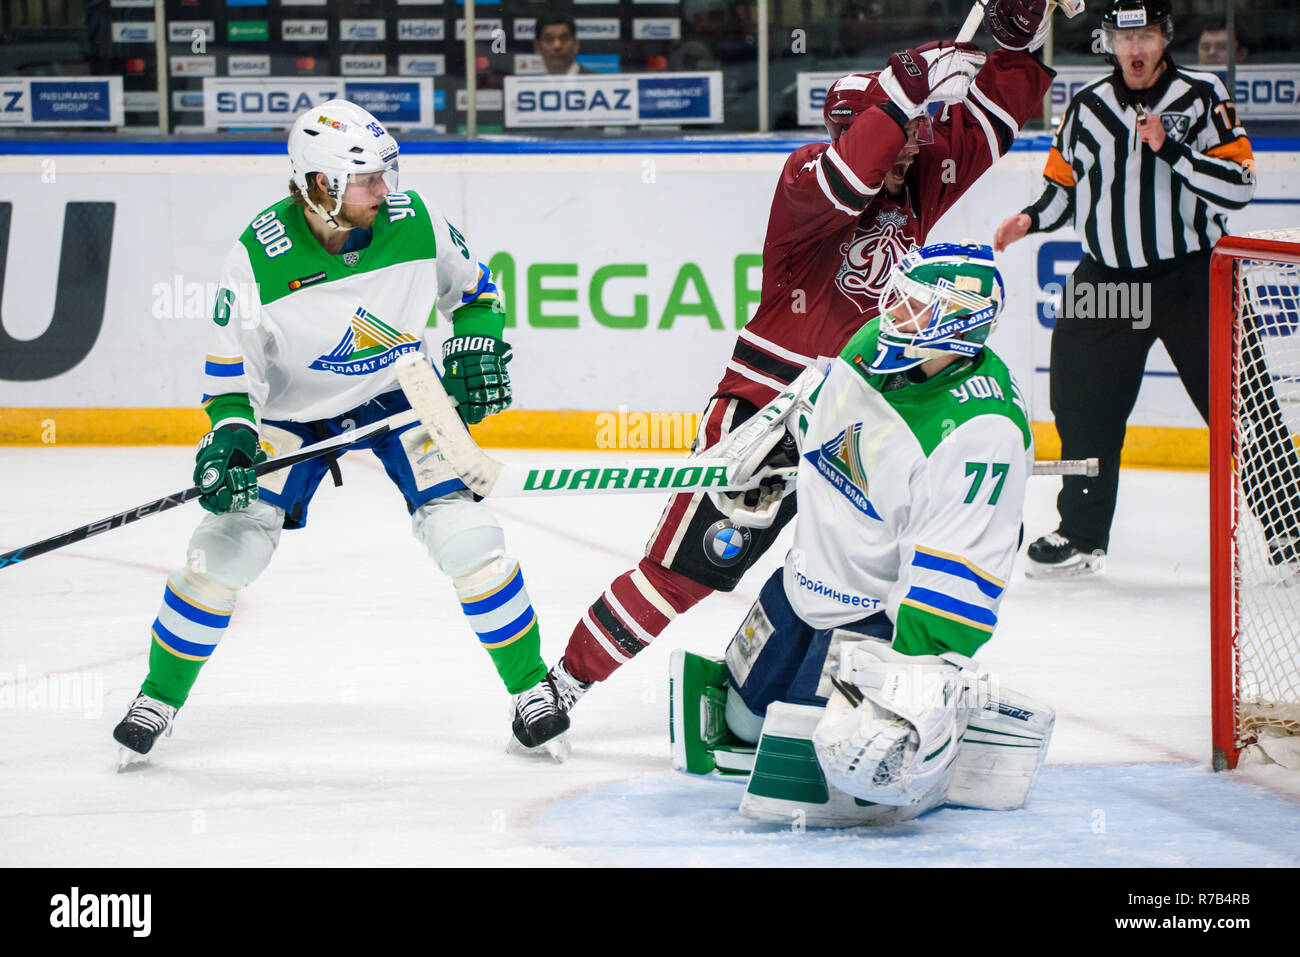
[670,243,1055,824]
[112,99,569,761]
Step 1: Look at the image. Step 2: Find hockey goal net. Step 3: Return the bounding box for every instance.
[1210,229,1300,771]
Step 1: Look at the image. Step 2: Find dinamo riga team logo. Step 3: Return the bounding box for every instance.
[835,208,918,313]
[704,519,751,567]
[309,306,420,375]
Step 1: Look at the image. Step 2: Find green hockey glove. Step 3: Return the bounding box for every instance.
[441,335,513,425]
[193,425,266,514]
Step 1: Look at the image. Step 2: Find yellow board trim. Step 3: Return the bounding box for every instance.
[0,409,1213,469]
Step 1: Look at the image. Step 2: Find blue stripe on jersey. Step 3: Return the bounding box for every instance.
[204,360,244,377]
[151,619,218,660]
[461,262,500,304]
[903,586,998,628]
[460,569,525,616]
[162,584,231,629]
[911,549,1004,600]
[476,607,537,647]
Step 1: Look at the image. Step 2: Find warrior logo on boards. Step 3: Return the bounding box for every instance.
[309,307,420,376]
[803,424,882,520]
[835,207,919,314]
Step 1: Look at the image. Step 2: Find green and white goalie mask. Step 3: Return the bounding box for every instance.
[868,242,1005,376]
[288,98,400,229]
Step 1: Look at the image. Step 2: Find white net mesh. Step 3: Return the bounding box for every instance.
[1231,229,1300,752]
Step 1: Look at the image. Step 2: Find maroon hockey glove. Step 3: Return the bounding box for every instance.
[985,0,1051,52]
[880,41,987,119]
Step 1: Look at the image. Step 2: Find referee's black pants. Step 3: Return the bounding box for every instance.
[1049,252,1211,553]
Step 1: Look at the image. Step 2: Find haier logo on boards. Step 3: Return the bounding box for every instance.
[398,19,445,41]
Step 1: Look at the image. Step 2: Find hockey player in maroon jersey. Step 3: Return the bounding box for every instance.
[512,1,1058,752]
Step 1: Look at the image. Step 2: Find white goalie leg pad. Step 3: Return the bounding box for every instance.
[184,499,285,593]
[811,643,972,806]
[411,491,506,578]
[947,680,1056,810]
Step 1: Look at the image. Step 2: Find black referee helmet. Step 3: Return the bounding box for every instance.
[1101,0,1175,48]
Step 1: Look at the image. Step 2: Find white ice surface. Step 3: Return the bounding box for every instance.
[1,446,1297,867]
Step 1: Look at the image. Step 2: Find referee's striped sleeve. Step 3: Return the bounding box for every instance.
[1155,135,1256,210]
[1024,178,1074,233]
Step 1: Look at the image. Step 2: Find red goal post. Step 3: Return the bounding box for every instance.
[1209,230,1300,771]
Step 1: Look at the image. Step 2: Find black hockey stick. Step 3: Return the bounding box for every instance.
[0,408,419,571]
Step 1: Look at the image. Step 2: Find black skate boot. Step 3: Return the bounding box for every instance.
[510,674,571,761]
[1025,532,1106,579]
[113,691,177,759]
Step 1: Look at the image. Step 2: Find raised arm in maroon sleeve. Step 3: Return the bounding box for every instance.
[915,49,1055,231]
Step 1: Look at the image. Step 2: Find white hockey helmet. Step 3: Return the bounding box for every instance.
[288,99,400,228]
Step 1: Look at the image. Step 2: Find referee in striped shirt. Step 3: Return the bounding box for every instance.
[995,0,1262,578]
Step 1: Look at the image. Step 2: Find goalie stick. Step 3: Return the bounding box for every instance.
[393,353,1098,500]
[0,408,420,571]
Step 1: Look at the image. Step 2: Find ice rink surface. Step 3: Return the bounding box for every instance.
[2,446,1298,867]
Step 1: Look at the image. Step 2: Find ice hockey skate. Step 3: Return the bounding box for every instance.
[546,657,593,715]
[1024,532,1106,579]
[508,675,571,762]
[113,692,177,770]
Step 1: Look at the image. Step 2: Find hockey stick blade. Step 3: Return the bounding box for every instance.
[394,351,504,496]
[0,409,418,571]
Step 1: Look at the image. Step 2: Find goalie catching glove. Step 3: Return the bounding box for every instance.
[194,425,265,515]
[442,335,513,425]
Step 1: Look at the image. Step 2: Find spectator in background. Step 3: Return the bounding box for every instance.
[533,13,595,75]
[1197,19,1248,65]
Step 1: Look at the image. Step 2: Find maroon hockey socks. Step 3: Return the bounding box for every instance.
[564,558,713,683]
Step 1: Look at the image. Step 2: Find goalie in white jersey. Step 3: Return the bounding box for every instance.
[672,243,1056,824]
[112,99,570,761]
